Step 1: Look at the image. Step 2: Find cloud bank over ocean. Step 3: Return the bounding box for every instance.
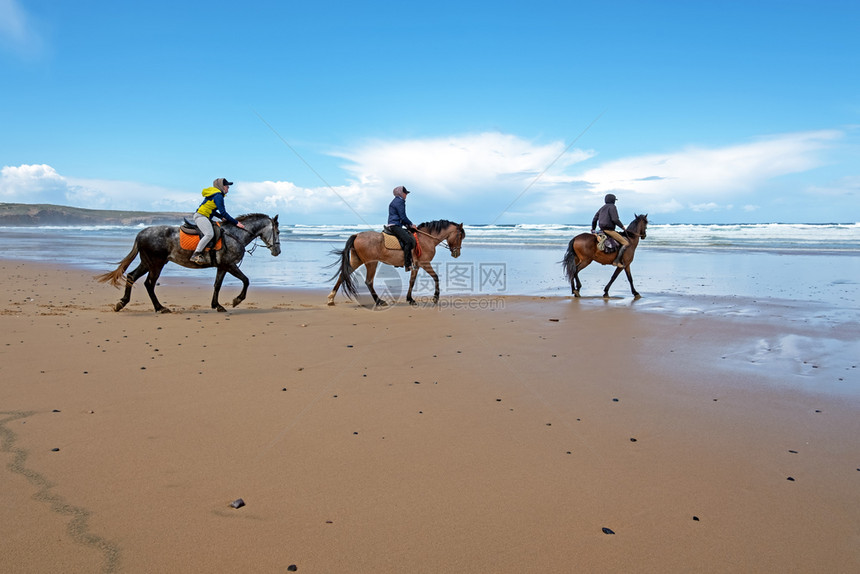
[2,129,854,224]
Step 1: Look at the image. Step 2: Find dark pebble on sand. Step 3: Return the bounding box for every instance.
[693,516,700,521]
[612,398,619,402]
[346,345,353,348]
[288,566,298,572]
[788,450,798,453]
[353,432,358,435]
[602,527,615,535]
[282,388,287,391]
[630,438,637,442]
[496,398,502,402]
[51,448,60,452]
[52,409,60,413]
[230,498,245,509]
[787,477,795,481]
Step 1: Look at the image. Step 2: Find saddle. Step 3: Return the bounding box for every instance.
[179,218,223,251]
[594,231,619,254]
[382,228,421,257]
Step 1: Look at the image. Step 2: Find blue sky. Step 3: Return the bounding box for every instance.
[1,0,858,224]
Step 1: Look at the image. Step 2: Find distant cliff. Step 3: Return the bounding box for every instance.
[0,203,187,226]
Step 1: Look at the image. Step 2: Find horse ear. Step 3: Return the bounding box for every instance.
[273,214,279,224]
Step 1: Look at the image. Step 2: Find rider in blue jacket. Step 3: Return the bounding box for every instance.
[385,185,417,271]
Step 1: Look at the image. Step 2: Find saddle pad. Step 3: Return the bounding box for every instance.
[179,229,222,251]
[383,232,401,250]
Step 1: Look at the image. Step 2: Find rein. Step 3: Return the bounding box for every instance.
[230,221,277,255]
[415,227,456,253]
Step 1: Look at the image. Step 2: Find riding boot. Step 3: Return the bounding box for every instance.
[403,249,413,272]
[613,245,628,268]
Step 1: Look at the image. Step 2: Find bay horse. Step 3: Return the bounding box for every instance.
[96,213,281,313]
[562,214,648,298]
[327,220,465,306]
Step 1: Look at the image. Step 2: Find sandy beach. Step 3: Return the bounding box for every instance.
[2,259,859,573]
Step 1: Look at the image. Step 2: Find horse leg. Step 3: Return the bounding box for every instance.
[364,261,386,307]
[603,267,624,298]
[327,275,343,306]
[209,267,231,312]
[223,264,250,308]
[114,264,147,311]
[624,265,640,298]
[142,261,170,313]
[406,266,419,305]
[573,259,590,297]
[415,262,440,304]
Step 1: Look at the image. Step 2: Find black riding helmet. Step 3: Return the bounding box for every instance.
[605,193,617,204]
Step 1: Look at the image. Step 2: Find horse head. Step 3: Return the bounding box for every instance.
[237,213,281,256]
[630,214,648,239]
[448,222,466,258]
[418,220,465,258]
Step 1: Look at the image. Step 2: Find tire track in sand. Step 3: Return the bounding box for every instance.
[0,411,121,573]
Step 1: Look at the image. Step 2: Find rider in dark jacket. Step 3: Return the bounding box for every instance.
[591,193,629,268]
[386,185,417,271]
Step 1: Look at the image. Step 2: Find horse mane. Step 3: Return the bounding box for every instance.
[236,213,268,221]
[417,219,462,235]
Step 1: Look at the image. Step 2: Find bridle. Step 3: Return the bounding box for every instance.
[415,226,463,257]
[234,218,280,255]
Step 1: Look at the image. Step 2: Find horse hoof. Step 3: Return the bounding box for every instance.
[408,299,417,306]
[231,298,243,307]
[375,300,388,308]
[216,306,227,312]
[327,301,335,307]
[633,293,642,300]
[157,307,172,314]
[573,291,580,298]
[113,302,125,312]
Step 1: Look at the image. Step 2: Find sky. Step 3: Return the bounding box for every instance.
[1,0,858,225]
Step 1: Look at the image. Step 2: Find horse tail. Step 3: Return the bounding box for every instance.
[561,237,578,282]
[329,234,359,299]
[95,239,139,288]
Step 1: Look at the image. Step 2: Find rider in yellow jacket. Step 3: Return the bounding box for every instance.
[190,178,245,265]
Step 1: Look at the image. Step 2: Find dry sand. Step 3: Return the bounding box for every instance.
[1,260,859,573]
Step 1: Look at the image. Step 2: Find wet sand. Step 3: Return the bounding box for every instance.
[1,260,859,573]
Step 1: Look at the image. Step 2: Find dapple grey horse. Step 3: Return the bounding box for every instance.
[97,213,280,312]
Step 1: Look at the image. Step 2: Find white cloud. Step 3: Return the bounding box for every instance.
[1,129,850,224]
[235,180,371,222]
[536,129,843,218]
[333,132,594,199]
[1,164,69,203]
[0,165,196,212]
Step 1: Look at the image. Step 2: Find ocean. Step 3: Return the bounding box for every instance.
[1,222,858,306]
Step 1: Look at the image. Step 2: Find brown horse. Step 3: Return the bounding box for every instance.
[562,214,648,298]
[327,220,465,306]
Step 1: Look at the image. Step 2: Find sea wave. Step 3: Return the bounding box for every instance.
[1,222,858,252]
